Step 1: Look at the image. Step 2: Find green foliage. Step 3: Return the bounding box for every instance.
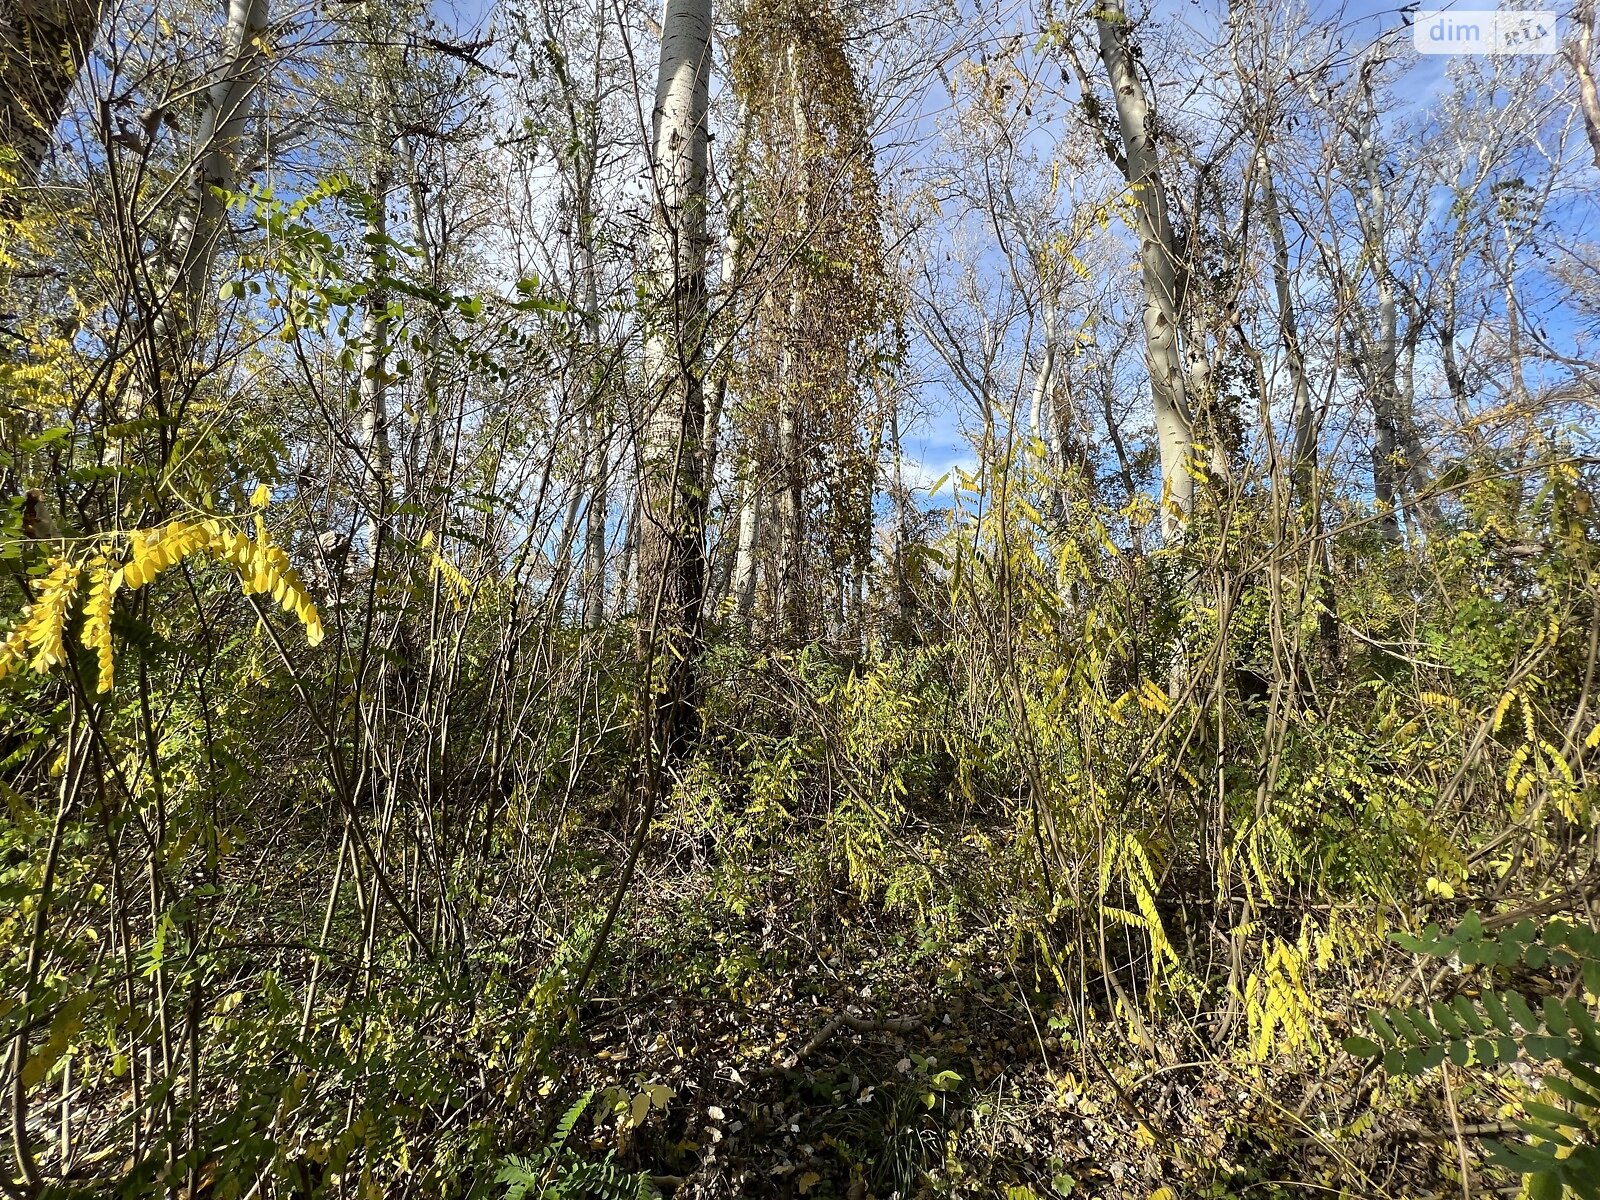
[496,1093,660,1200]
[1346,913,1600,1196]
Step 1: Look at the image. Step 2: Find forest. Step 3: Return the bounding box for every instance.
[1,0,1599,1194]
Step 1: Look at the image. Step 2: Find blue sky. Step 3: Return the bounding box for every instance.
[875,0,1596,508]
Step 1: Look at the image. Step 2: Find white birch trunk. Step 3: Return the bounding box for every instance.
[165,0,270,328]
[730,459,761,618]
[1093,0,1195,539]
[636,0,711,697]
[1570,0,1600,168]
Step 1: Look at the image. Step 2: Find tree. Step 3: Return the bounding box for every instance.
[0,0,107,180]
[636,0,712,760]
[1079,0,1197,539]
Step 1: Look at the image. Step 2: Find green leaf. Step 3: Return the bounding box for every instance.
[1543,996,1572,1036]
[1343,1036,1381,1058]
[1409,1008,1443,1043]
[1508,991,1542,1033]
[1386,1007,1423,1046]
[1567,999,1600,1046]
[1454,996,1489,1035]
[1514,1117,1574,1148]
[1432,1001,1465,1037]
[1483,991,1514,1034]
[1392,932,1427,955]
[1367,1008,1399,1047]
[19,425,71,452]
[1525,1100,1587,1130]
[1524,1035,1570,1062]
[1569,1059,1600,1097]
[1545,1077,1599,1110]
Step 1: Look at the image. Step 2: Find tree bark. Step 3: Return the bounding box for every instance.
[730,456,761,619]
[774,40,809,640]
[1349,66,1429,542]
[359,162,391,569]
[164,0,271,329]
[1570,0,1600,168]
[0,0,106,181]
[1092,0,1195,539]
[636,0,711,757]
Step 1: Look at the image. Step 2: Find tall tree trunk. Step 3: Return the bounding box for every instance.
[1257,153,1314,505]
[1258,147,1340,669]
[1092,0,1195,540]
[1350,67,1429,542]
[1570,0,1600,168]
[582,406,609,627]
[566,5,608,630]
[359,162,392,569]
[888,399,913,641]
[164,0,270,331]
[0,0,107,181]
[701,99,749,489]
[701,100,749,622]
[636,0,711,752]
[122,0,268,424]
[576,0,711,1001]
[774,40,809,640]
[1029,300,1064,517]
[730,454,761,619]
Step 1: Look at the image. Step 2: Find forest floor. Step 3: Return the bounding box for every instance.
[535,860,1466,1200]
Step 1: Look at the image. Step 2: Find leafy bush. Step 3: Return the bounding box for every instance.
[1345,913,1600,1197]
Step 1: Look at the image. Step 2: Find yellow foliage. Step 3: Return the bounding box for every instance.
[420,530,471,608]
[1245,935,1315,1061]
[0,516,323,693]
[124,522,212,590]
[0,556,81,681]
[82,553,119,693]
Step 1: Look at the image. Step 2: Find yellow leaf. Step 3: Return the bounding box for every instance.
[797,1172,821,1194]
[251,483,271,509]
[82,554,119,692]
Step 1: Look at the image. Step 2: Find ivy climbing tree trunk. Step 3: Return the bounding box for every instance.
[359,157,392,569]
[774,39,809,642]
[0,0,107,180]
